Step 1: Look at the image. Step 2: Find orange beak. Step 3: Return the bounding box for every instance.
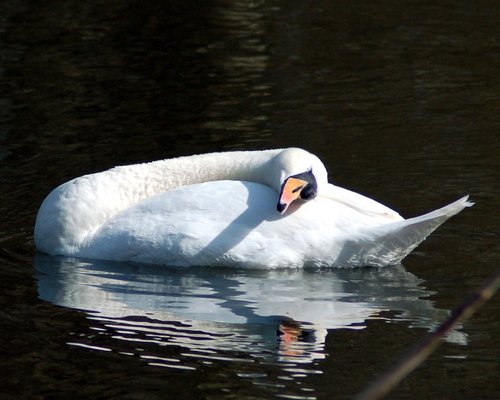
[277,177,308,214]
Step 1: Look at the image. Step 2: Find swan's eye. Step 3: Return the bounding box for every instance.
[300,182,317,200]
[277,170,318,214]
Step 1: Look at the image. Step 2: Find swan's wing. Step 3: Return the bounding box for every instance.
[320,184,403,220]
[79,181,279,266]
[337,196,473,266]
[70,178,472,268]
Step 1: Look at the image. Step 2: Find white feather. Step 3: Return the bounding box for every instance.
[34,149,472,268]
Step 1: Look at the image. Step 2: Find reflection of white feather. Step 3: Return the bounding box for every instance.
[34,148,472,268]
[36,255,468,356]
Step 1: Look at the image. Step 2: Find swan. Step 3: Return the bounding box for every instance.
[34,148,472,268]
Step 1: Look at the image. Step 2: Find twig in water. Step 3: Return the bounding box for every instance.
[354,268,500,400]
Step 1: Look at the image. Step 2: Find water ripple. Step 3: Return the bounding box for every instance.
[35,254,467,396]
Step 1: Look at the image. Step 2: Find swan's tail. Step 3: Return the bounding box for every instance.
[340,196,474,267]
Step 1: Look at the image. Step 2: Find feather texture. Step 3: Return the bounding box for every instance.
[34,149,471,268]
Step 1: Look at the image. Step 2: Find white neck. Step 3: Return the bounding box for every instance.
[117,149,284,197]
[35,149,286,253]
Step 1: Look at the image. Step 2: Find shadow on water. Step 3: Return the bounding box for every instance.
[35,254,466,394]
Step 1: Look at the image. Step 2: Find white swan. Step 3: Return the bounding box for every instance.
[34,148,472,268]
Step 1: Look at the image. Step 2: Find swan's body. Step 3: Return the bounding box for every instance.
[34,148,472,268]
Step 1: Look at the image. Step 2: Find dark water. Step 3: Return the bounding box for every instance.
[1,0,499,399]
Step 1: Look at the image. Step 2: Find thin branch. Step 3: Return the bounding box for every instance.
[354,268,500,400]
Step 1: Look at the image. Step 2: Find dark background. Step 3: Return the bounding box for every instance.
[1,0,499,398]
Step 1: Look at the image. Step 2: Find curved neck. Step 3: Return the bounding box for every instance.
[114,149,284,197]
[35,149,285,255]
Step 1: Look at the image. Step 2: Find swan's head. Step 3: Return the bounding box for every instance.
[273,148,328,214]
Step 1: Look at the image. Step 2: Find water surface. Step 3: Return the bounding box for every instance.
[1,0,499,399]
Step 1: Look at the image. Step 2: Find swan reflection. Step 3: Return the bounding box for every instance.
[35,254,466,370]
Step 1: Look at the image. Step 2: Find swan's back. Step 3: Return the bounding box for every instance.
[36,179,471,268]
[35,150,283,256]
[34,149,472,268]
